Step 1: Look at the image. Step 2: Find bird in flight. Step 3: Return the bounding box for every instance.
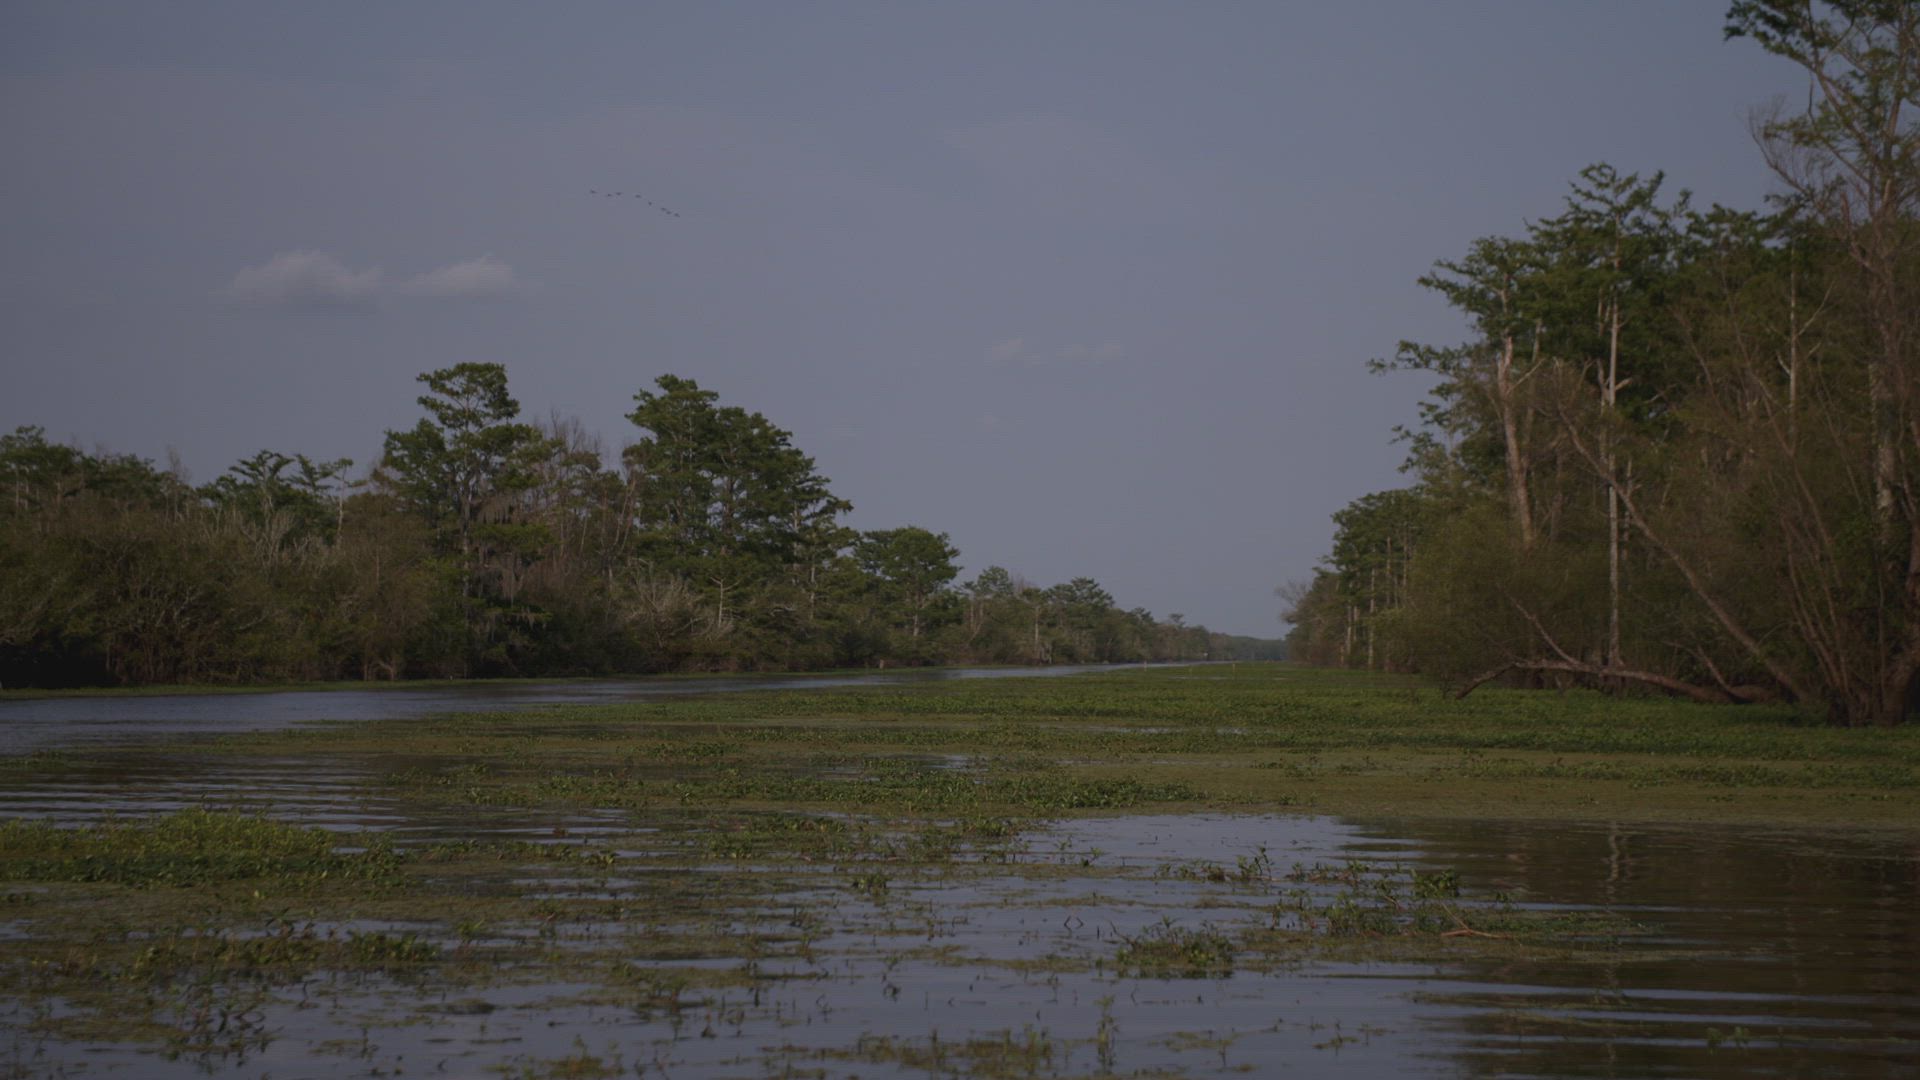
[588,188,682,217]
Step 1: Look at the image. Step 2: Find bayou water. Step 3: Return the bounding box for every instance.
[0,674,1913,1078]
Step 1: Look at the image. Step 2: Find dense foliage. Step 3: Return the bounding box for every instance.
[1287,1,1920,726]
[0,371,1267,687]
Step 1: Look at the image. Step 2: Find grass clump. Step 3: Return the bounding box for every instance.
[1114,918,1236,978]
[118,922,438,984]
[828,1028,1062,1078]
[0,808,404,888]
[1265,859,1638,946]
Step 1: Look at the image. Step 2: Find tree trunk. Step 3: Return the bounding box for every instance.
[1497,326,1536,548]
[1366,566,1377,670]
[1558,417,1815,705]
[1605,297,1623,670]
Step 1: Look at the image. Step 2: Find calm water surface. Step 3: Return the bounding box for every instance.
[0,664,1129,755]
[0,676,1913,1078]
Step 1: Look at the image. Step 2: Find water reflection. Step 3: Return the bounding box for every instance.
[1351,817,1920,1077]
[0,664,1140,754]
[1,678,1915,1076]
[2,789,1911,1076]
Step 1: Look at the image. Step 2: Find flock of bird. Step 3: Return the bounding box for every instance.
[588,189,681,218]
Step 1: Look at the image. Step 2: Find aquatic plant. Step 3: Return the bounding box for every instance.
[1114,918,1236,979]
[0,808,404,888]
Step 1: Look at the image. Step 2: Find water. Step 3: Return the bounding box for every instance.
[0,677,1915,1077]
[3,804,1910,1076]
[0,663,1134,755]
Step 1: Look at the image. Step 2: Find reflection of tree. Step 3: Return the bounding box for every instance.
[1384,817,1920,1077]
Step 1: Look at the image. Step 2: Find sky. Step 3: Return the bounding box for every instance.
[1,2,1812,637]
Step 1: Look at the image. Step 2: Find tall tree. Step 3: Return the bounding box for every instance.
[1725,0,1920,724]
[203,449,352,563]
[378,364,553,672]
[855,526,960,650]
[624,375,852,657]
[1411,238,1544,547]
[1730,0,1920,534]
[379,363,549,563]
[1532,164,1687,670]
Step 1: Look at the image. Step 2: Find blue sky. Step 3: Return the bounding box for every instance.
[1,2,1810,635]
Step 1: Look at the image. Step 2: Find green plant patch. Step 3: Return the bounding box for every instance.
[0,808,406,888]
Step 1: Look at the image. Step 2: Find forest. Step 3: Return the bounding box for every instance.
[0,369,1276,688]
[1285,2,1920,726]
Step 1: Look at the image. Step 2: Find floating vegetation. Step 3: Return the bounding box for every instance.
[0,808,405,888]
[1114,918,1237,979]
[0,665,1914,1076]
[831,1027,1063,1077]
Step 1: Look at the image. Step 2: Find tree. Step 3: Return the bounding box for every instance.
[202,449,352,563]
[1379,238,1548,548]
[1530,165,1687,670]
[624,375,852,664]
[1730,0,1920,524]
[2,374,1194,685]
[855,526,960,652]
[380,363,549,560]
[959,566,1025,661]
[1326,489,1433,671]
[378,363,554,672]
[1047,577,1121,662]
[1725,0,1920,724]
[1280,574,1345,667]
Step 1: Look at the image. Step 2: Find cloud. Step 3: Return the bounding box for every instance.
[1060,342,1126,364]
[985,337,1029,364]
[397,254,520,299]
[223,251,522,311]
[223,250,383,311]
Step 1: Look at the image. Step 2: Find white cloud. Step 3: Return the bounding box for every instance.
[223,250,383,311]
[397,254,520,299]
[223,251,523,311]
[985,337,1029,363]
[1060,341,1126,364]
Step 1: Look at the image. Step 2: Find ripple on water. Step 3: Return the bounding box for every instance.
[0,783,1914,1077]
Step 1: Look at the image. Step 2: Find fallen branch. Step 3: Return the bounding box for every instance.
[1440,903,1504,939]
[1454,658,1741,704]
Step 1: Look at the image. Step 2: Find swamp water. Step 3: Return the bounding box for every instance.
[0,665,1126,756]
[0,682,1915,1078]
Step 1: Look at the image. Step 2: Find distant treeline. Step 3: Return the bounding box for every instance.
[0,368,1277,688]
[1285,3,1919,726]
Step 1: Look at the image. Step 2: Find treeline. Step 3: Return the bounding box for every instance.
[0,368,1268,688]
[1286,2,1920,727]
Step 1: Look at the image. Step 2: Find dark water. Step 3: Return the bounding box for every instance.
[0,664,1133,755]
[3,807,1909,1077]
[0,677,1914,1077]
[1354,817,1919,1078]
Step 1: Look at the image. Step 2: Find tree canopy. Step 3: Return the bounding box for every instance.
[1,371,1265,687]
[1288,2,1920,726]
